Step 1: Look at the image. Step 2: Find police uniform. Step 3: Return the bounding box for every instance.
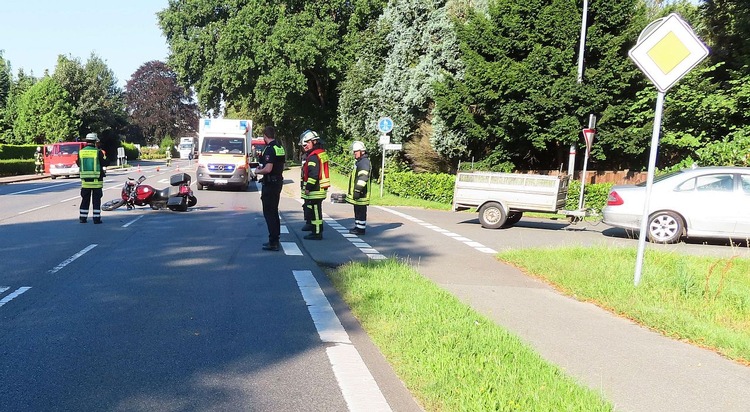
[260,138,286,248]
[77,134,106,224]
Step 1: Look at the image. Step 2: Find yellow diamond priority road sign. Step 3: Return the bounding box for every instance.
[629,13,709,93]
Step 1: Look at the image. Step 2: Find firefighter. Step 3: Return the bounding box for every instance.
[76,133,106,224]
[34,146,44,175]
[300,130,330,240]
[346,141,371,235]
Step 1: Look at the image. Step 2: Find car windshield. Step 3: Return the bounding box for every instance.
[635,170,684,187]
[56,145,80,155]
[202,137,245,154]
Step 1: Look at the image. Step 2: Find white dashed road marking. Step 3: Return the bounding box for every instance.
[376,206,498,254]
[49,244,98,274]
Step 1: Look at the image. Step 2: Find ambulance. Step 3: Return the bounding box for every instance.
[196,118,253,191]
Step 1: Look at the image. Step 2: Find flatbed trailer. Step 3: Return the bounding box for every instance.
[452,171,586,228]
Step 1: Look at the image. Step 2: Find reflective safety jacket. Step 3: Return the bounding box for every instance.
[78,145,104,189]
[302,148,330,200]
[346,154,371,206]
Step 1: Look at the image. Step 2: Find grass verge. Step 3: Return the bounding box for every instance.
[329,259,614,411]
[499,246,750,363]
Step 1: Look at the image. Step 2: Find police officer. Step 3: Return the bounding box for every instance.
[346,141,371,235]
[34,146,44,175]
[77,133,106,224]
[299,130,330,240]
[254,126,286,251]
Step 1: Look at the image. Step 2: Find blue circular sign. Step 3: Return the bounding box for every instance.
[377,117,394,134]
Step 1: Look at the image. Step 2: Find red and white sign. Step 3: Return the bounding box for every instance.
[582,128,596,155]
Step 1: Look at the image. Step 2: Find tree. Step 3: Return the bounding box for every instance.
[1,69,36,143]
[13,77,79,144]
[53,53,128,141]
[432,0,647,170]
[158,0,383,148]
[125,61,198,145]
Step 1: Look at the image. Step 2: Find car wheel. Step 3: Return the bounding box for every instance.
[502,211,523,228]
[647,211,684,244]
[197,183,204,190]
[478,202,507,229]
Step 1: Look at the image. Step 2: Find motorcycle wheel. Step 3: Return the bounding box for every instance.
[188,196,197,207]
[102,199,126,211]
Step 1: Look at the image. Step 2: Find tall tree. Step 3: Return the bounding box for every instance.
[12,77,79,144]
[432,0,647,170]
[158,0,381,146]
[125,60,198,145]
[1,69,36,143]
[53,53,128,141]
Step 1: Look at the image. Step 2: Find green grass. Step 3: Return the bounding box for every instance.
[499,246,750,363]
[328,171,452,210]
[329,260,614,412]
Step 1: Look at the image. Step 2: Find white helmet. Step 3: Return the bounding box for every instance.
[300,130,320,144]
[85,133,99,142]
[352,141,366,152]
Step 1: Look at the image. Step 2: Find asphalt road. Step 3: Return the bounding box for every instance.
[0,163,418,412]
[2,161,749,412]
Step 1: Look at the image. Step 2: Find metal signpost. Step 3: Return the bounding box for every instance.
[377,117,396,197]
[628,13,709,286]
[577,127,596,210]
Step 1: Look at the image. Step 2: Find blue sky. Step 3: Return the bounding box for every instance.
[0,0,169,87]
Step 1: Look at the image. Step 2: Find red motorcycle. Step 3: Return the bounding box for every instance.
[102,173,197,212]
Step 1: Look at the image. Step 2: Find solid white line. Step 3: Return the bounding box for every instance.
[17,204,50,215]
[293,270,391,411]
[49,244,98,274]
[0,287,31,308]
[8,182,72,195]
[122,215,145,228]
[61,196,78,202]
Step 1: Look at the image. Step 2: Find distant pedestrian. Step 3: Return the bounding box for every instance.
[299,130,330,240]
[76,133,106,224]
[165,147,172,167]
[34,146,44,175]
[346,141,371,235]
[255,126,286,251]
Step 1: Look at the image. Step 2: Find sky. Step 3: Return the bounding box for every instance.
[0,0,170,87]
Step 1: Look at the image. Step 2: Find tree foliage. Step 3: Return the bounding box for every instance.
[12,77,79,144]
[52,54,128,141]
[125,61,198,145]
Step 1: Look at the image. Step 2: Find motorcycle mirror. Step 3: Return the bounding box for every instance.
[138,175,146,183]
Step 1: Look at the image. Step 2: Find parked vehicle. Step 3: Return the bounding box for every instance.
[178,136,197,159]
[602,166,750,243]
[102,173,197,212]
[43,141,87,179]
[453,171,584,228]
[196,118,253,190]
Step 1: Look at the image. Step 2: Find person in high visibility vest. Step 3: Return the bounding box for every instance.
[300,130,330,240]
[255,126,286,251]
[76,133,106,224]
[34,146,44,175]
[346,141,371,235]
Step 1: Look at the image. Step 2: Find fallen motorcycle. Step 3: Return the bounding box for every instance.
[102,173,197,212]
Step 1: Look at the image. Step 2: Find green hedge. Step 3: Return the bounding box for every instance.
[384,170,613,212]
[384,171,456,203]
[0,159,35,175]
[0,144,38,160]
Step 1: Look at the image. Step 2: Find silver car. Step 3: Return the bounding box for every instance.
[602,166,750,243]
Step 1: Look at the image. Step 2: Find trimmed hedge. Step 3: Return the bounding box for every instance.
[0,144,38,160]
[384,170,612,212]
[384,171,456,203]
[0,159,35,176]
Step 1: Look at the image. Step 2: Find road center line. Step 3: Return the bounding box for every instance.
[122,215,145,228]
[49,244,98,274]
[0,287,31,308]
[293,270,391,412]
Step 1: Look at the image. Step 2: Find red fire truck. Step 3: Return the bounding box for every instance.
[44,141,88,179]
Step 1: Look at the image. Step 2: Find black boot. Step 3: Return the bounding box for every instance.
[349,228,365,235]
[262,242,280,251]
[301,223,314,231]
[303,233,323,240]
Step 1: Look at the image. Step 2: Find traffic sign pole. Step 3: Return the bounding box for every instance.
[577,128,596,210]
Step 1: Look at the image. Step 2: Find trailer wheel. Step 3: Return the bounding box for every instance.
[502,211,523,228]
[478,202,507,229]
